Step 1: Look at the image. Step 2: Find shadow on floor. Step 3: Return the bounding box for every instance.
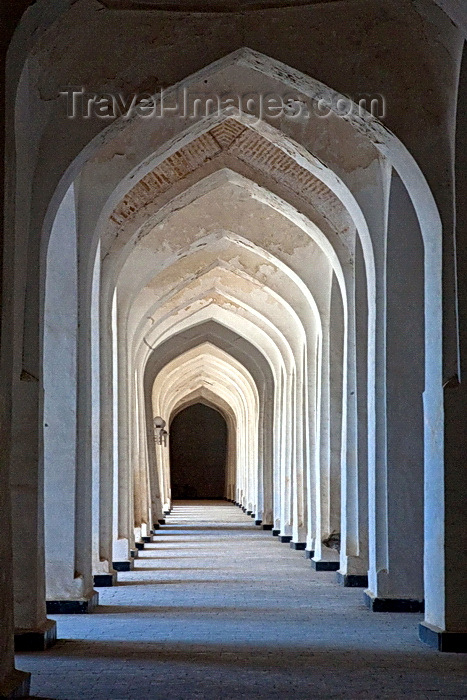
[91,604,366,615]
[131,555,202,560]
[156,525,255,532]
[29,639,463,675]
[114,579,232,586]
[131,566,212,571]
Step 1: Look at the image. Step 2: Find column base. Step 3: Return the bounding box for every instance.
[255,520,262,526]
[46,591,99,614]
[311,558,339,571]
[135,542,145,551]
[113,560,134,571]
[336,571,368,587]
[14,619,57,651]
[363,590,424,612]
[246,510,252,515]
[158,519,166,525]
[305,549,314,559]
[290,542,306,550]
[130,549,138,559]
[419,623,467,653]
[152,524,160,531]
[250,513,256,518]
[262,524,273,530]
[0,669,31,699]
[141,536,152,543]
[163,510,171,515]
[272,529,280,537]
[93,572,118,587]
[278,535,292,543]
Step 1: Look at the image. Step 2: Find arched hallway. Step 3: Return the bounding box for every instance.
[16,502,466,699]
[2,2,467,697]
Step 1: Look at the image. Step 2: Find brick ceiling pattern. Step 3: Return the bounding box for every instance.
[109,118,346,230]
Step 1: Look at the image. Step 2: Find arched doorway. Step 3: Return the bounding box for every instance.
[169,403,227,499]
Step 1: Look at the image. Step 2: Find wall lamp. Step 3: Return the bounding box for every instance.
[154,416,168,446]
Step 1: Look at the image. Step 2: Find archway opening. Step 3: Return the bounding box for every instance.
[169,403,228,499]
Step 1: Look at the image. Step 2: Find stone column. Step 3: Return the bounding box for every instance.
[145,384,164,528]
[337,247,369,586]
[1,11,32,689]
[419,52,467,651]
[0,374,31,692]
[273,370,285,534]
[420,375,467,651]
[111,291,134,571]
[260,377,274,527]
[8,167,56,646]
[279,375,293,538]
[133,369,152,539]
[44,183,97,612]
[291,348,307,548]
[312,305,340,571]
[90,245,117,588]
[365,170,425,611]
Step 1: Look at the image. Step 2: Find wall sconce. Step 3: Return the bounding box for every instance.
[154,416,168,446]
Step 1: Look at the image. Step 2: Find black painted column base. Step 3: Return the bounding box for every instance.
[135,542,145,551]
[46,591,99,614]
[14,619,57,651]
[311,559,340,571]
[0,669,31,699]
[93,572,118,587]
[130,549,138,559]
[262,524,273,530]
[419,622,467,653]
[272,529,280,536]
[250,513,256,518]
[290,542,306,550]
[151,524,160,531]
[255,520,262,526]
[363,590,424,612]
[336,571,368,587]
[278,535,292,543]
[305,549,314,559]
[112,559,135,571]
[163,510,171,515]
[158,519,166,525]
[141,536,152,543]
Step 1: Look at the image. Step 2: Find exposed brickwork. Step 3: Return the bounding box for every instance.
[110,132,221,225]
[109,119,347,231]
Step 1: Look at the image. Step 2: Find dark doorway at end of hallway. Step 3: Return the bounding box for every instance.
[169,403,227,499]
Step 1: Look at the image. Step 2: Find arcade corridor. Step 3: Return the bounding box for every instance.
[2,5,467,697]
[16,503,466,700]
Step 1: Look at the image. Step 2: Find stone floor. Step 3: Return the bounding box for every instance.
[17,501,467,699]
